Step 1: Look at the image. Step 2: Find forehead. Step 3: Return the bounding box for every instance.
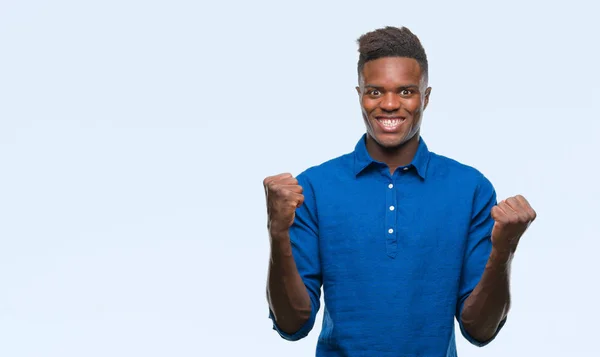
[361,57,423,85]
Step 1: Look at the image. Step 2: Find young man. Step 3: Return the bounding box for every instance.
[263,26,536,356]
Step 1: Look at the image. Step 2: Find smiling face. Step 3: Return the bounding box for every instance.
[357,56,431,151]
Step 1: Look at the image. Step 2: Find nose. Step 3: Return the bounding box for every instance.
[380,92,401,112]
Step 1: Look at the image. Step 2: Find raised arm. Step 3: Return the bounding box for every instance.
[264,173,321,339]
[461,194,536,342]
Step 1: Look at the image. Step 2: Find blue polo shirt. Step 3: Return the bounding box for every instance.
[269,134,505,356]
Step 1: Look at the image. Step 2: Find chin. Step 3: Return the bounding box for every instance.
[373,133,411,149]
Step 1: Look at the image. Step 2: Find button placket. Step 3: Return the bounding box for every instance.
[385,179,398,258]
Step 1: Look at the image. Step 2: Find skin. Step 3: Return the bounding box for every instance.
[355,57,431,173]
[264,173,310,334]
[265,55,536,342]
[461,195,536,341]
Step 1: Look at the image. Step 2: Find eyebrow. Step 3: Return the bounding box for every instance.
[364,84,420,90]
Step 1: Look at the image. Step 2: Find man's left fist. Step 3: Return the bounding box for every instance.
[490,195,536,259]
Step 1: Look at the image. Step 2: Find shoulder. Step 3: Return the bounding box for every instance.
[295,151,354,186]
[428,151,495,192]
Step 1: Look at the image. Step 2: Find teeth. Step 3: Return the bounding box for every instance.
[380,119,401,127]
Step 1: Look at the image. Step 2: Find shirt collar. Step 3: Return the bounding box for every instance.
[353,134,431,179]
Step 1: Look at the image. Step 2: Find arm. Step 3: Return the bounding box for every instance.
[460,249,512,342]
[461,192,536,342]
[267,229,311,334]
[263,173,322,340]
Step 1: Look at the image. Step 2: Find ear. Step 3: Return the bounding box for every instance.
[423,87,432,110]
[355,86,361,96]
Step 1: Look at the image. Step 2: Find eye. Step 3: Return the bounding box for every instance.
[367,89,381,97]
[400,89,413,96]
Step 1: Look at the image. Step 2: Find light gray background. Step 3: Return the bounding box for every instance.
[1,0,598,356]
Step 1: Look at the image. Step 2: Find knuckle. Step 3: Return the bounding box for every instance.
[269,186,286,199]
[284,192,297,202]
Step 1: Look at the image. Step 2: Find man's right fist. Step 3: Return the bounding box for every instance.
[263,173,304,235]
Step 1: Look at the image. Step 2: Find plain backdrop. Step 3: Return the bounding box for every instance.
[1,0,598,356]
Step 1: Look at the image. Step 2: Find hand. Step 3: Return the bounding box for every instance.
[490,195,536,261]
[263,173,304,236]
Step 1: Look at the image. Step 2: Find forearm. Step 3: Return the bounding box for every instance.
[461,249,512,342]
[267,230,312,334]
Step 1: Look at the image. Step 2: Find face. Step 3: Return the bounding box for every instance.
[356,57,431,150]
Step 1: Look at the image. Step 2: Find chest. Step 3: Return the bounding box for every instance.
[315,175,471,280]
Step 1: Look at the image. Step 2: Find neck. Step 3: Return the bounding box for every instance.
[365,133,420,174]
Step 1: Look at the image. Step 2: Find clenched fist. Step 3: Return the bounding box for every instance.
[491,195,536,259]
[263,173,304,236]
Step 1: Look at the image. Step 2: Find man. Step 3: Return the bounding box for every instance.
[263,26,536,356]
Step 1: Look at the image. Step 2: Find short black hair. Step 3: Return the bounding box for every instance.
[357,26,428,82]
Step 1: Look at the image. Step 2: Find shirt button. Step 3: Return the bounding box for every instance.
[388,228,394,234]
[403,167,409,171]
[388,183,393,189]
[389,206,395,211]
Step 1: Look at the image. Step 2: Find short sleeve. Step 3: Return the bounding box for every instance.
[456,173,506,347]
[268,173,322,341]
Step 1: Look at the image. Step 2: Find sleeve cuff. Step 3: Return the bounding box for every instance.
[458,314,507,347]
[268,305,317,341]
